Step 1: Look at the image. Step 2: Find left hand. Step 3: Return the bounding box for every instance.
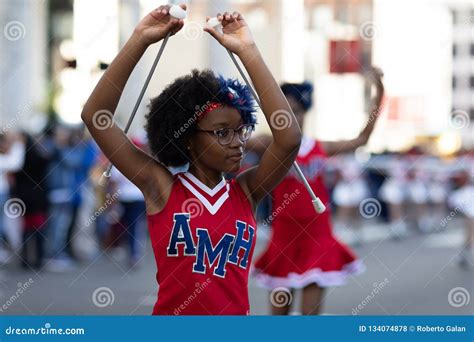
[365,67,384,118]
[204,11,255,55]
[365,66,384,91]
[133,4,186,47]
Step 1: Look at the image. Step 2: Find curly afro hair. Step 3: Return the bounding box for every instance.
[145,69,257,167]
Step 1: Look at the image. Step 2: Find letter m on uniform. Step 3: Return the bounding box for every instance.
[192,228,234,278]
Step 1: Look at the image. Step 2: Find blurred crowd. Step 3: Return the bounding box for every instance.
[0,126,472,273]
[322,150,474,269]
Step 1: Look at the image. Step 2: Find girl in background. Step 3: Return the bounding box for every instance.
[250,68,384,315]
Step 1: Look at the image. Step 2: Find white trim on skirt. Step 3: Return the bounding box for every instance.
[253,259,366,289]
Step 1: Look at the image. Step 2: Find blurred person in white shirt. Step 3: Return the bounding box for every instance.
[109,137,147,269]
[0,132,25,264]
[448,155,474,269]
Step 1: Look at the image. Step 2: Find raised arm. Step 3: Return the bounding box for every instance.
[205,11,302,205]
[245,134,272,157]
[321,67,384,156]
[81,5,185,210]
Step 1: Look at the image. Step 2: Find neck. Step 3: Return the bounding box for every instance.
[187,164,224,189]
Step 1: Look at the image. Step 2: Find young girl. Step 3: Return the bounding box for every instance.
[81,4,302,315]
[249,69,384,315]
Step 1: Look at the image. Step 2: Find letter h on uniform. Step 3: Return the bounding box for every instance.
[228,220,255,269]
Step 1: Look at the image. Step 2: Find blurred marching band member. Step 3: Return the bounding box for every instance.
[248,67,384,315]
[448,153,474,269]
[332,155,369,245]
[0,132,25,264]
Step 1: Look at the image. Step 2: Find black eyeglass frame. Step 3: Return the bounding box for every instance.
[195,124,255,146]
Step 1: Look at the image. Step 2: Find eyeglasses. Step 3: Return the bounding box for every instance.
[196,124,254,146]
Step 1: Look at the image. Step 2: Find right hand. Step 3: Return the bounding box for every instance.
[134,4,186,46]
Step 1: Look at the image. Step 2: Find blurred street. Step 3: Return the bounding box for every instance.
[1,219,471,316]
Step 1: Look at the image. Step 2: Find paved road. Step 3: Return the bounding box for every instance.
[0,220,472,316]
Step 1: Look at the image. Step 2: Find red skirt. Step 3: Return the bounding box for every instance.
[253,213,364,289]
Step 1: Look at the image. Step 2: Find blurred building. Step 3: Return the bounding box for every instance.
[450,3,474,147]
[0,0,472,154]
[0,0,47,134]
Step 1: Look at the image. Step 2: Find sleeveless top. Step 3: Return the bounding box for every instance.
[147,172,257,315]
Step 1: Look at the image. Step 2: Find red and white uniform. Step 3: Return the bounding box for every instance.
[254,136,364,289]
[147,172,257,315]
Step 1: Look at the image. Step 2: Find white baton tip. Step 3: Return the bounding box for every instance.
[169,5,187,20]
[313,198,326,213]
[207,17,221,28]
[98,171,111,187]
